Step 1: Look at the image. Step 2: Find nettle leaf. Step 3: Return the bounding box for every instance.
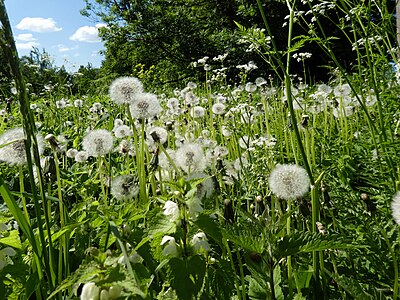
[222,222,265,254]
[208,258,235,299]
[276,232,364,258]
[0,230,21,249]
[327,271,373,300]
[147,207,176,239]
[194,214,223,249]
[168,256,206,300]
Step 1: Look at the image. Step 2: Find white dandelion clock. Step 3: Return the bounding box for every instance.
[111,175,139,201]
[0,127,45,166]
[147,126,168,145]
[82,129,114,157]
[175,143,206,173]
[391,192,400,224]
[114,125,132,138]
[109,76,144,105]
[211,102,226,115]
[129,93,162,119]
[191,106,206,118]
[269,164,310,200]
[75,151,89,163]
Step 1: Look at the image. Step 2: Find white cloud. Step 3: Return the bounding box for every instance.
[15,33,39,50]
[15,33,37,42]
[16,41,40,50]
[16,17,62,33]
[56,44,78,52]
[69,24,105,43]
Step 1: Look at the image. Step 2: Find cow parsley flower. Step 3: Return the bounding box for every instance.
[111,174,139,201]
[82,129,113,157]
[269,164,310,200]
[129,93,162,119]
[109,76,143,105]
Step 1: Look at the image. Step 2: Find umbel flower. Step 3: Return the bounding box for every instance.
[129,92,162,119]
[82,129,113,157]
[111,174,139,201]
[269,164,310,200]
[0,127,45,166]
[109,76,144,105]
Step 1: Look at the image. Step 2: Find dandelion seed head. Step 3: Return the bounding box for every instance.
[82,129,113,157]
[114,125,132,138]
[111,174,139,201]
[66,148,78,158]
[147,126,168,145]
[191,106,205,118]
[392,192,400,224]
[269,164,310,200]
[175,143,206,173]
[129,93,162,119]
[0,127,45,166]
[74,150,89,162]
[245,82,257,92]
[212,102,225,115]
[109,76,143,105]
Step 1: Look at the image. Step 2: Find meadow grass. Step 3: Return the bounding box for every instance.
[1,0,400,299]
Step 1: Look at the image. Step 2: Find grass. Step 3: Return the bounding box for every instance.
[1,0,400,299]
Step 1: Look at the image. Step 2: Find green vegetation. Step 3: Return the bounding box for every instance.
[1,0,400,299]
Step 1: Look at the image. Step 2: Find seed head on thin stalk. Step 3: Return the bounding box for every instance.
[82,129,114,157]
[269,164,310,200]
[109,76,143,105]
[0,127,45,166]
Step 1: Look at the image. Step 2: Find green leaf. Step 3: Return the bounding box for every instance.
[194,214,223,249]
[221,223,265,254]
[0,230,21,249]
[168,256,206,300]
[0,176,40,257]
[276,232,364,258]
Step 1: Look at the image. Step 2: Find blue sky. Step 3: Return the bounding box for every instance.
[5,0,105,71]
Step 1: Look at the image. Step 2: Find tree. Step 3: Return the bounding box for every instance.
[82,0,398,86]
